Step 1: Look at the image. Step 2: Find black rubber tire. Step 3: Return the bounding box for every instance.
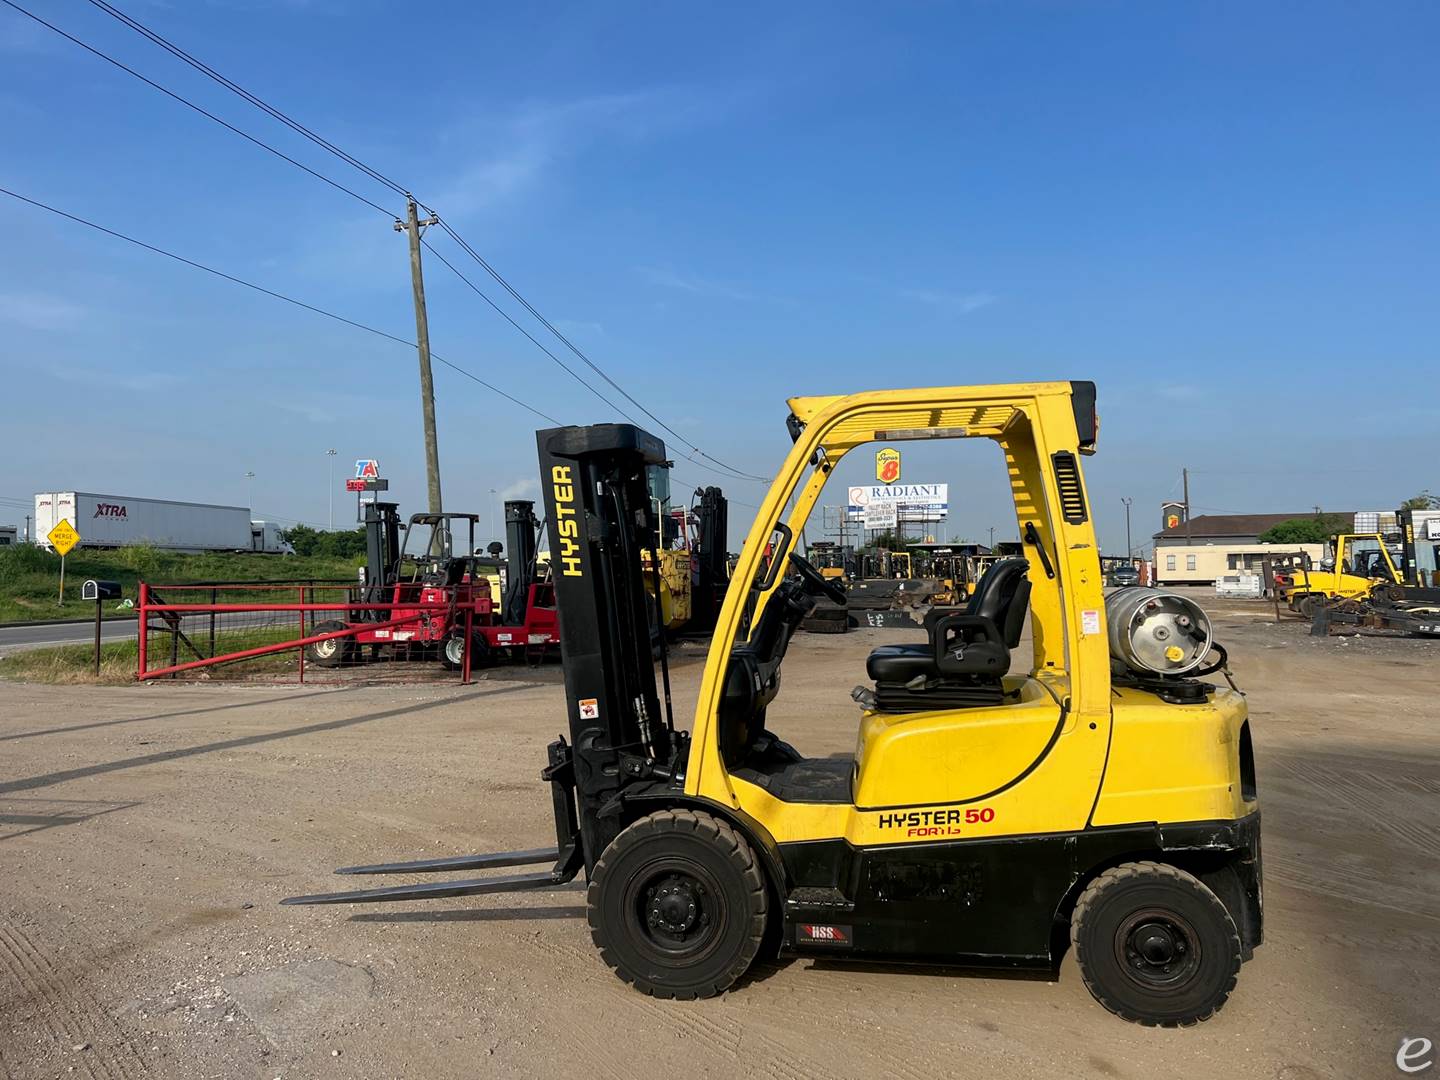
[588,809,768,1000]
[439,631,486,671]
[1295,594,1319,619]
[1071,860,1241,1027]
[305,620,353,668]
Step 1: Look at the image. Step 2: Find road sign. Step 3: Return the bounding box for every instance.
[354,459,381,480]
[876,447,901,484]
[47,518,80,556]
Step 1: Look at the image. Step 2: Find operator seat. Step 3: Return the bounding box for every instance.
[864,558,1031,713]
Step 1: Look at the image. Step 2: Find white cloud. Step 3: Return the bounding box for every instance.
[899,288,998,314]
[291,86,753,287]
[430,86,754,222]
[0,292,88,331]
[497,476,538,500]
[636,265,756,302]
[49,364,184,393]
[1155,384,1202,401]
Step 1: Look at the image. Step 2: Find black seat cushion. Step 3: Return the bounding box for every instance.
[866,643,936,683]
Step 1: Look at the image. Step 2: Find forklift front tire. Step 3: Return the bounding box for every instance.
[588,809,768,1000]
[440,632,486,671]
[306,621,353,668]
[1071,860,1242,1027]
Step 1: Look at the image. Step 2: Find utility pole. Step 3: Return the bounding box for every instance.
[326,448,337,530]
[1182,467,1191,545]
[988,525,995,551]
[1121,496,1133,559]
[245,470,255,511]
[24,514,30,544]
[396,195,443,515]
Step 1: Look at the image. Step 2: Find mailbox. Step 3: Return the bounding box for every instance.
[82,579,122,602]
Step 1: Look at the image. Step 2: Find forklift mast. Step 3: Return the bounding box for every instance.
[537,423,676,869]
[502,499,540,626]
[361,501,401,619]
[690,486,729,632]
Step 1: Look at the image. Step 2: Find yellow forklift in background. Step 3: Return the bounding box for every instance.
[642,479,731,636]
[1277,532,1404,616]
[288,381,1261,1028]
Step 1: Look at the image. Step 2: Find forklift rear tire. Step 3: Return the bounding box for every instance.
[1295,595,1319,619]
[1071,861,1242,1027]
[306,621,353,668]
[588,809,768,1000]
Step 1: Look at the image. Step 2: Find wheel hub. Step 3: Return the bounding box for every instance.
[645,875,705,938]
[1117,910,1199,989]
[1132,922,1178,964]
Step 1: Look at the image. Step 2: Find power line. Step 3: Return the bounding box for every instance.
[0,0,396,217]
[423,233,767,487]
[0,185,562,425]
[432,221,767,483]
[420,239,637,422]
[82,0,408,199]
[74,0,767,483]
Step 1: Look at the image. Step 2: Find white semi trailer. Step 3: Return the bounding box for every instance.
[33,492,293,554]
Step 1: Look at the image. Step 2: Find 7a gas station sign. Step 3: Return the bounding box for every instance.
[347,459,388,492]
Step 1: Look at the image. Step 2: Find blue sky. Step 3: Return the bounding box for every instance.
[2,1,1436,554]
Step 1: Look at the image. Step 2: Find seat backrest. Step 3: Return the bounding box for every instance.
[967,557,1030,648]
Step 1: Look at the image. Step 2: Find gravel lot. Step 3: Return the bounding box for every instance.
[1,597,1436,1079]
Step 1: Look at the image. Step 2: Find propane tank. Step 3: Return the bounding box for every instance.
[1104,587,1214,676]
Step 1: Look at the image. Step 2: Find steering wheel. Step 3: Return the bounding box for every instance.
[789,553,847,605]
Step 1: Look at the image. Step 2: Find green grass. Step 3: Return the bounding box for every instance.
[0,626,305,685]
[0,638,142,684]
[0,544,362,623]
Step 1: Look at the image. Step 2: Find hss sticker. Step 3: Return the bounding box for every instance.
[797,923,851,947]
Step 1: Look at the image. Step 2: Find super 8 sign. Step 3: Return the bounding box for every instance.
[876,447,901,484]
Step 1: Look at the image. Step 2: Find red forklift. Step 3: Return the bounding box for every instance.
[470,500,559,664]
[306,505,492,669]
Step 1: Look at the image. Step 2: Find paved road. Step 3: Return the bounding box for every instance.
[0,619,138,654]
[0,612,293,656]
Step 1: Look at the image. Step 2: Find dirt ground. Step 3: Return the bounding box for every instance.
[1,596,1437,1079]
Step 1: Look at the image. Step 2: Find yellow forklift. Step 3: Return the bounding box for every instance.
[1277,532,1403,616]
[286,381,1261,1027]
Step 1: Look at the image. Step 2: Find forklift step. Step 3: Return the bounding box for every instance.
[786,886,855,913]
[335,847,560,876]
[280,868,567,906]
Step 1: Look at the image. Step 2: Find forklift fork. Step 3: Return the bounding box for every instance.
[281,739,582,907]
